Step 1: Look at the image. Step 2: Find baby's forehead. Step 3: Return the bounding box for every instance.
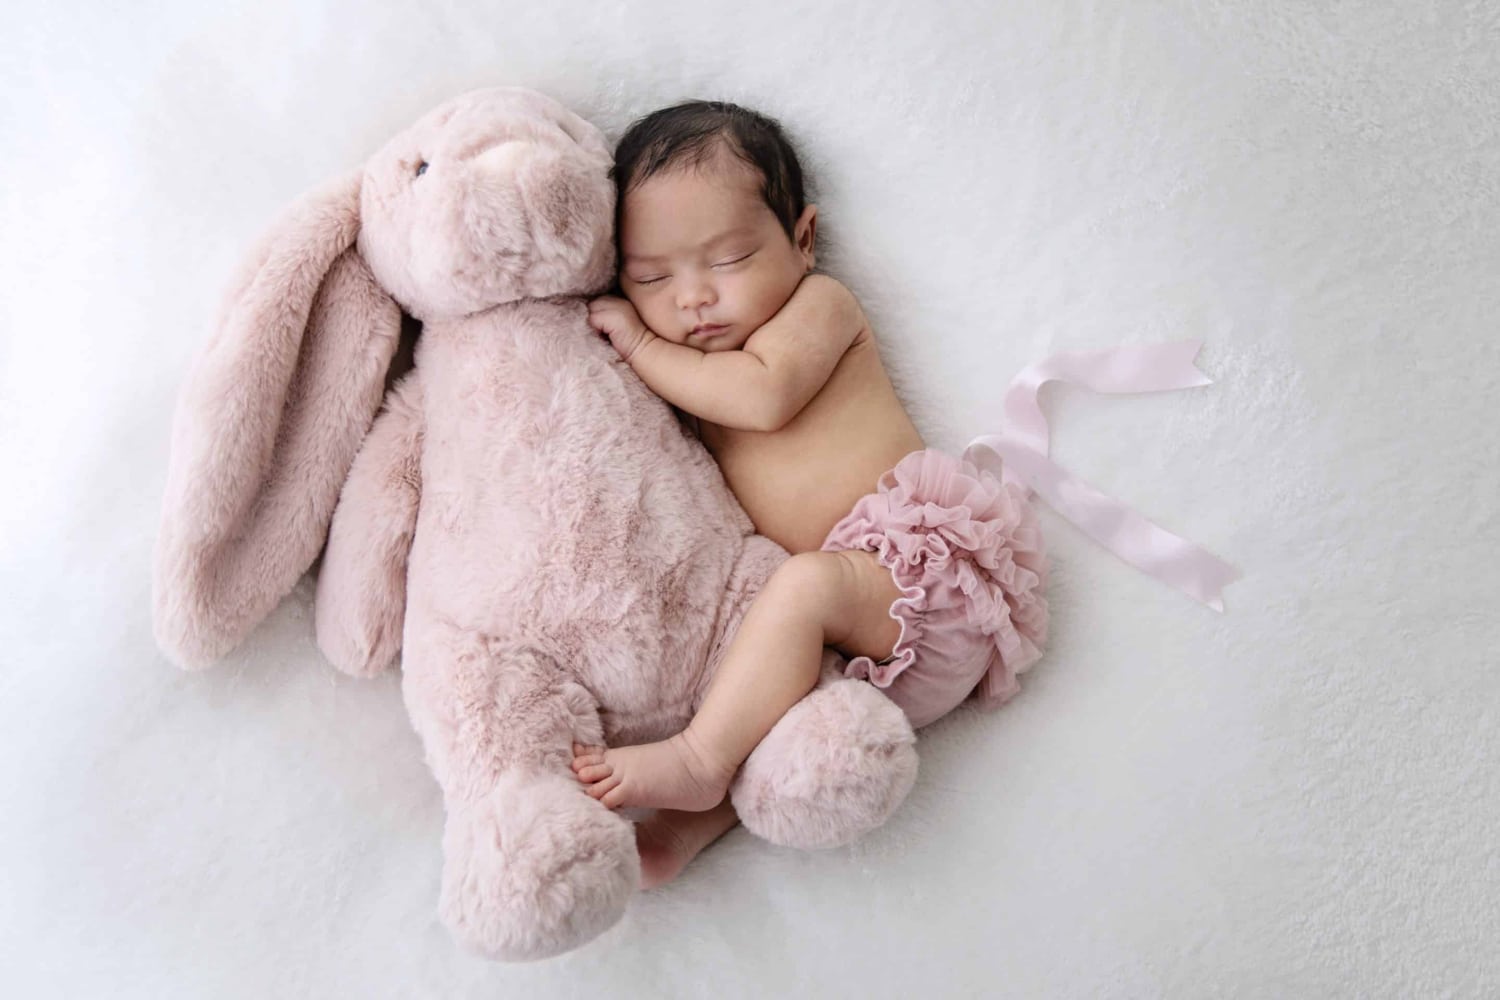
[625,155,761,209]
[620,163,771,248]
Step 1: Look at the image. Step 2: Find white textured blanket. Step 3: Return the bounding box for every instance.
[2,1,1495,996]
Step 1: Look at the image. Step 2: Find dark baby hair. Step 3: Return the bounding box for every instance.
[611,100,808,239]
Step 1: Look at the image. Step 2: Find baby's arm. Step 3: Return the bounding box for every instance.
[591,274,864,432]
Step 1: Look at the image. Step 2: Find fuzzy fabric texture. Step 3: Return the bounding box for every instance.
[5,2,1499,997]
[152,172,402,667]
[150,86,918,961]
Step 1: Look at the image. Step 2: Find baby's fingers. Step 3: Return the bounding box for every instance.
[588,296,626,323]
[585,311,617,337]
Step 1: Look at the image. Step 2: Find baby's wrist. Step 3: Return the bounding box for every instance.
[623,324,656,364]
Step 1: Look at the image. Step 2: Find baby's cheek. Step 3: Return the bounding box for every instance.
[737,278,782,329]
[633,309,675,343]
[621,292,655,322]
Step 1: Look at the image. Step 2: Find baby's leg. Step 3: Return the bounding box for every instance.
[573,549,900,811]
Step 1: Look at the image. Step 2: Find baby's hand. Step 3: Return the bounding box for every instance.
[588,295,655,363]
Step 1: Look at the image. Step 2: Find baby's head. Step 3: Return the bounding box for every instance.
[611,101,817,352]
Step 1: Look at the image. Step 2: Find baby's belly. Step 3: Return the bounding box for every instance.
[712,418,924,554]
[701,330,925,553]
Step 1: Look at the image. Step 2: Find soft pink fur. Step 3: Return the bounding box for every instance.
[152,88,918,961]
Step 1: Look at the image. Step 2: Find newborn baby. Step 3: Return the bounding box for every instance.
[574,101,1049,886]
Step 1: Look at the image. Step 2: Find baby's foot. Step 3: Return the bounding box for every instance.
[633,812,696,890]
[631,797,740,889]
[570,733,737,812]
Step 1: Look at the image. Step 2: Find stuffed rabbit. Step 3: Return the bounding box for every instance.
[152,87,918,960]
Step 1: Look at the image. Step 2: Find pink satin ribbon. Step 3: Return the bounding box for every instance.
[963,339,1240,612]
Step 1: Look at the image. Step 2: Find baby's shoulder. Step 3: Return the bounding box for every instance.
[797,272,869,333]
[799,271,857,306]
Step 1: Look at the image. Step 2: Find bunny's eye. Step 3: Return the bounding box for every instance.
[415,161,429,177]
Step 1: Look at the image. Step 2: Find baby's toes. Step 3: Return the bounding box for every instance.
[575,762,614,784]
[585,772,623,805]
[571,749,606,772]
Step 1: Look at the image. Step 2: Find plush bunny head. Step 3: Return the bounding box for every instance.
[154,87,617,668]
[358,88,615,320]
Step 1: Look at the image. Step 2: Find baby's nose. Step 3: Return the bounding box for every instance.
[676,277,716,309]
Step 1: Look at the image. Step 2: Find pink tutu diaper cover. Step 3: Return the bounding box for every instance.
[822,448,1049,729]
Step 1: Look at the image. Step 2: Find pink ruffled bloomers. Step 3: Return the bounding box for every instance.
[821,448,1049,729]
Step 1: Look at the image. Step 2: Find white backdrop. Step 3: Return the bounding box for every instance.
[3,2,1496,996]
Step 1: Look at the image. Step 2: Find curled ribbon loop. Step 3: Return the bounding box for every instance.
[963,339,1240,612]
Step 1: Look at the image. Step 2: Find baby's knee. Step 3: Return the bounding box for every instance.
[769,550,895,650]
[767,551,847,608]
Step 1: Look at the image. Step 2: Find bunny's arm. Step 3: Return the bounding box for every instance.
[314,373,424,677]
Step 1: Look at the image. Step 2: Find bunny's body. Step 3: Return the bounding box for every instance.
[405,298,747,717]
[154,88,918,961]
[361,297,763,742]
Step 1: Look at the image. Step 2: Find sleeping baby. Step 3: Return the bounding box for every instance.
[573,101,1050,887]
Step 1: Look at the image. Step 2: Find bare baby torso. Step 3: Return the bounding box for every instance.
[698,318,924,555]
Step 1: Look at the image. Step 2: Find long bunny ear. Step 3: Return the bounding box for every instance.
[154,170,402,669]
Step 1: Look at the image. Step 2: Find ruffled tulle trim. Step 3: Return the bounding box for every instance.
[823,449,1050,708]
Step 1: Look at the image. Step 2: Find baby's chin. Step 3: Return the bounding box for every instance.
[687,326,750,352]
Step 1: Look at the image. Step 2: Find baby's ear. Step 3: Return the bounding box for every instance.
[795,204,818,268]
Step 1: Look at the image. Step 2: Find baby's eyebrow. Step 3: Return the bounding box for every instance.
[623,227,757,265]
